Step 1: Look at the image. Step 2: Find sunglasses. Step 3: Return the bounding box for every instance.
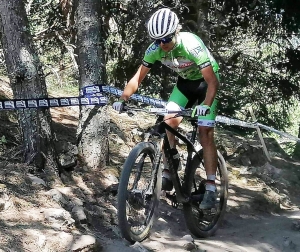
[155,34,174,45]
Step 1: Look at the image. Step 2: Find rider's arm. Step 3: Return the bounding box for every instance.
[120,42,158,101]
[120,65,151,101]
[201,66,220,107]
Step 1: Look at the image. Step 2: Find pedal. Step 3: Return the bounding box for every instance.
[165,192,179,209]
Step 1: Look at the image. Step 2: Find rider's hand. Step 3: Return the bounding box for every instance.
[193,105,210,116]
[112,100,125,113]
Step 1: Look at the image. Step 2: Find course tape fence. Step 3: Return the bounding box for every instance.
[0,84,299,143]
[100,85,300,143]
[0,85,108,110]
[102,86,300,144]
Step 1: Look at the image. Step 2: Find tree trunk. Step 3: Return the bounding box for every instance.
[293,125,300,160]
[76,0,109,169]
[194,0,211,46]
[183,0,211,46]
[0,1,60,178]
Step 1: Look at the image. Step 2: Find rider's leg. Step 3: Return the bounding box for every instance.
[197,99,219,209]
[198,126,217,191]
[161,101,182,191]
[198,126,218,209]
[164,117,182,148]
[164,101,183,148]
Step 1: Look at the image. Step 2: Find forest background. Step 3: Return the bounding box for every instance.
[0,0,299,179]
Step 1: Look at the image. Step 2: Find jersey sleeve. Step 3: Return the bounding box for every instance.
[142,43,160,68]
[186,37,212,70]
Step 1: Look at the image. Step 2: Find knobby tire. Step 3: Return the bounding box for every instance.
[183,149,228,237]
[117,142,162,242]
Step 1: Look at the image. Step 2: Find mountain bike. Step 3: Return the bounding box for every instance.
[117,106,228,243]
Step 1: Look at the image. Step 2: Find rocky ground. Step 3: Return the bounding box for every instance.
[0,80,299,252]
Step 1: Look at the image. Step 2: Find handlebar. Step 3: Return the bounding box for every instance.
[123,105,195,119]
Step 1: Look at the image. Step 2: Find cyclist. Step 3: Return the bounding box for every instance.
[113,8,220,210]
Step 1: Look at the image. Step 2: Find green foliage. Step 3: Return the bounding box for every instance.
[0,0,298,138]
[26,0,78,91]
[178,0,300,131]
[269,0,300,33]
[0,135,7,145]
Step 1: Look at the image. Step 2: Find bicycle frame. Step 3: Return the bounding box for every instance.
[118,106,228,241]
[153,120,202,204]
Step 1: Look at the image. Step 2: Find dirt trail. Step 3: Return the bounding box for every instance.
[98,196,299,252]
[103,110,300,252]
[139,190,300,252]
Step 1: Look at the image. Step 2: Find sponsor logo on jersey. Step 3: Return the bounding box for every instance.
[146,43,159,55]
[161,57,194,70]
[190,46,203,57]
[178,62,194,68]
[142,60,152,68]
[199,61,211,69]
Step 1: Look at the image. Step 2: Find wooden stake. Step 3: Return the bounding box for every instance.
[249,107,271,162]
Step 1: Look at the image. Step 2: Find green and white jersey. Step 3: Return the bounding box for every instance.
[142,32,219,80]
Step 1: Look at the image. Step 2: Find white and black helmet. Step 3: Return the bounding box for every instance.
[147,8,179,39]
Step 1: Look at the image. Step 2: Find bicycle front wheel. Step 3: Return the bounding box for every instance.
[117,142,162,243]
[183,149,228,238]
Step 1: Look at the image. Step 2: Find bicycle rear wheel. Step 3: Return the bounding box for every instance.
[183,149,228,238]
[117,142,162,242]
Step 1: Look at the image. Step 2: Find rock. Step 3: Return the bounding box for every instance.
[259,162,282,179]
[70,235,101,252]
[0,184,6,189]
[181,235,197,251]
[158,217,167,223]
[46,189,69,205]
[132,128,143,136]
[71,197,84,206]
[27,174,46,186]
[57,186,74,195]
[292,220,300,231]
[183,242,197,251]
[142,240,165,251]
[59,153,77,168]
[0,199,5,211]
[283,237,297,250]
[0,193,11,211]
[43,208,69,220]
[239,166,252,175]
[0,199,11,211]
[241,157,251,166]
[37,234,46,248]
[43,208,75,225]
[232,144,268,166]
[55,141,78,168]
[181,234,194,243]
[72,205,87,224]
[130,242,149,252]
[105,174,119,184]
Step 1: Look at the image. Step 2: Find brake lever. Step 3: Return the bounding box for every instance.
[122,104,129,112]
[122,105,138,116]
[127,110,137,117]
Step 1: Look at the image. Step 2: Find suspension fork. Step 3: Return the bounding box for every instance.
[145,137,163,195]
